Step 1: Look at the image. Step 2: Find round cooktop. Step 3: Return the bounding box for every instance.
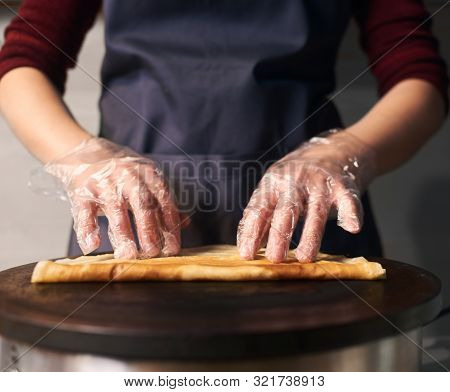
[0,257,441,359]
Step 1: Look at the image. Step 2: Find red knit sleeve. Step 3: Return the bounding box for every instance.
[353,0,449,111]
[0,0,101,93]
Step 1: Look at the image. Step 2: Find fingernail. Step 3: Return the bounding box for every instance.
[79,231,100,255]
[115,242,138,259]
[160,232,180,256]
[295,247,315,263]
[239,242,255,260]
[338,217,361,233]
[140,244,160,258]
[266,233,289,263]
[265,247,287,263]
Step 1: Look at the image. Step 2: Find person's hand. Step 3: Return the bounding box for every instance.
[237,130,376,263]
[45,137,182,259]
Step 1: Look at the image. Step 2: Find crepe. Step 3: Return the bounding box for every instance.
[31,245,386,283]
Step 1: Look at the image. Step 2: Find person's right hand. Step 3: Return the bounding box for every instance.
[45,137,182,259]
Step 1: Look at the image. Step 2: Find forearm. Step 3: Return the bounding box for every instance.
[0,67,92,163]
[346,79,446,176]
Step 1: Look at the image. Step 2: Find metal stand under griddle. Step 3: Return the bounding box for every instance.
[0,258,442,371]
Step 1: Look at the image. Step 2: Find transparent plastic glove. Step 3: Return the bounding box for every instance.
[237,130,376,263]
[45,137,182,259]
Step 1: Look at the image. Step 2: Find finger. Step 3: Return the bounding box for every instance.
[72,199,101,255]
[259,218,272,249]
[102,198,138,259]
[265,197,301,263]
[179,212,191,229]
[295,194,330,263]
[334,184,363,233]
[237,207,273,260]
[143,167,181,256]
[127,184,161,258]
[238,184,276,260]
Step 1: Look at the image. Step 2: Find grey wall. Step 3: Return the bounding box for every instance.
[333,2,450,347]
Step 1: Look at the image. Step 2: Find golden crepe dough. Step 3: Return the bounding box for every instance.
[31,245,386,283]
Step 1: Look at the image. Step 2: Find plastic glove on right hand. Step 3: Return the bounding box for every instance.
[45,137,182,259]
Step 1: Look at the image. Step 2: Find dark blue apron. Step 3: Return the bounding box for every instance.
[69,0,382,257]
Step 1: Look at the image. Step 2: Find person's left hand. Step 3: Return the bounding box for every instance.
[237,130,376,263]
